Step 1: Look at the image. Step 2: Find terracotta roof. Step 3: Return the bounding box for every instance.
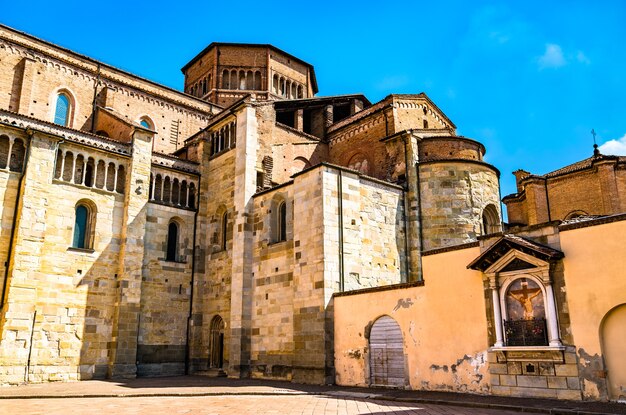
[467,234,563,272]
[538,154,625,179]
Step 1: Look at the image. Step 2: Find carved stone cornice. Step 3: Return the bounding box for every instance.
[0,109,131,156]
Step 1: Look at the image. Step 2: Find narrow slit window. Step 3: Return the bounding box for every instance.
[166,221,179,261]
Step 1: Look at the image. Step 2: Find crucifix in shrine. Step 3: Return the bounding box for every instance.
[507,278,542,320]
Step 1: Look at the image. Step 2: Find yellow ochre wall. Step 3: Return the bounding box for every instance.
[334,246,490,393]
[559,219,626,400]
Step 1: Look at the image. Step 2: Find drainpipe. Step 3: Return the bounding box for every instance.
[90,63,101,134]
[497,172,504,230]
[337,169,345,292]
[401,136,411,283]
[543,178,552,222]
[24,309,37,382]
[1,130,33,307]
[185,169,202,375]
[415,159,424,283]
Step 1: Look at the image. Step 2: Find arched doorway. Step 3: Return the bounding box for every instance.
[369,315,405,387]
[209,315,225,369]
[601,304,626,401]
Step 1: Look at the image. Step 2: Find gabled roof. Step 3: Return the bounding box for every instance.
[503,153,626,201]
[467,235,563,272]
[543,154,626,178]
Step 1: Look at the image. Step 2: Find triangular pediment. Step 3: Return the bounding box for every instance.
[500,257,537,272]
[467,235,563,273]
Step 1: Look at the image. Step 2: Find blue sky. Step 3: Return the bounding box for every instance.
[3,1,626,201]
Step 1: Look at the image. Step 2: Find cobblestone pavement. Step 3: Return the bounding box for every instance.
[0,394,541,415]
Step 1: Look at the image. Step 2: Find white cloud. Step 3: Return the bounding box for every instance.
[538,43,566,69]
[599,134,626,155]
[576,50,591,65]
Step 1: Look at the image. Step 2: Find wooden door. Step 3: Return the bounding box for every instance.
[369,316,405,387]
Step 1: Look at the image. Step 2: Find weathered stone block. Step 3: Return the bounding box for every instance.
[566,376,581,390]
[517,375,547,388]
[554,364,578,377]
[489,363,508,374]
[507,361,522,374]
[556,389,582,400]
[510,386,557,399]
[547,376,568,389]
[500,374,517,386]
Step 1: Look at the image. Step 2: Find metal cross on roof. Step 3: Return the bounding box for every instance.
[591,128,599,156]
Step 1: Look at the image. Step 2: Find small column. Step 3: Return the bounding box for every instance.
[5,137,15,170]
[113,164,119,193]
[185,185,191,208]
[294,109,304,131]
[545,283,562,347]
[92,161,99,188]
[160,176,165,202]
[490,276,505,347]
[71,154,78,183]
[177,180,183,206]
[150,174,156,201]
[58,150,66,180]
[80,158,87,185]
[104,162,110,191]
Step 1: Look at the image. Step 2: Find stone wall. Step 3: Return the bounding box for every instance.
[488,348,581,400]
[0,111,205,384]
[189,144,237,372]
[254,103,327,186]
[137,201,196,377]
[419,161,501,251]
[0,169,19,294]
[0,25,214,155]
[250,185,296,379]
[0,127,127,383]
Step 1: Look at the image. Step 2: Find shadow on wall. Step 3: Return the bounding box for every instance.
[2,198,191,382]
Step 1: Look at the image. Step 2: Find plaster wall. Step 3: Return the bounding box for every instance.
[559,219,626,400]
[334,246,490,393]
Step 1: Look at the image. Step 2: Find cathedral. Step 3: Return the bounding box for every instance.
[0,24,624,402]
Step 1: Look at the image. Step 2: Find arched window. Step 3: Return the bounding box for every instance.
[166,221,179,261]
[347,153,371,175]
[564,210,588,220]
[291,157,311,175]
[9,138,26,173]
[54,92,72,127]
[221,211,228,251]
[140,118,151,129]
[271,197,287,243]
[0,135,10,169]
[482,204,501,235]
[272,74,279,94]
[278,201,287,242]
[72,201,95,249]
